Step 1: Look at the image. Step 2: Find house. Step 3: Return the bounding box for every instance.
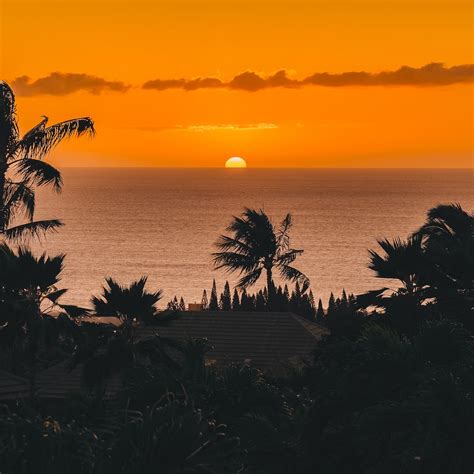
[137,311,329,373]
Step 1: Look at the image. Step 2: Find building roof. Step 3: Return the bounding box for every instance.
[0,370,30,400]
[36,360,122,400]
[137,311,328,372]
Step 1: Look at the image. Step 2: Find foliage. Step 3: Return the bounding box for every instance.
[0,81,94,241]
[91,277,162,324]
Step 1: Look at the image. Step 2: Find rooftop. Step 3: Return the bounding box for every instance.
[137,311,328,372]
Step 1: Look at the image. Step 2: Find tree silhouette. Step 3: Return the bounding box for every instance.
[92,277,162,324]
[220,281,232,311]
[232,288,240,310]
[0,81,94,241]
[201,289,209,309]
[209,279,219,310]
[213,209,309,305]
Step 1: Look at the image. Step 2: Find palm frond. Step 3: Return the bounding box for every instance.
[15,158,63,192]
[236,268,262,288]
[3,180,35,222]
[212,251,259,273]
[278,264,310,291]
[5,219,63,241]
[15,117,95,160]
[20,115,48,142]
[277,248,304,266]
[214,235,253,254]
[277,213,292,249]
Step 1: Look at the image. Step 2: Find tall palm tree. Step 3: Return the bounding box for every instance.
[91,277,162,323]
[0,81,94,240]
[212,209,309,299]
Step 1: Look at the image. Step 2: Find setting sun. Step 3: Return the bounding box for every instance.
[225,157,247,168]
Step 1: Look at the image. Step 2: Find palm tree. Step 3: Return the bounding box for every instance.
[0,81,94,241]
[367,234,428,298]
[0,243,65,313]
[91,277,162,323]
[212,209,309,301]
[416,203,473,292]
[356,234,429,323]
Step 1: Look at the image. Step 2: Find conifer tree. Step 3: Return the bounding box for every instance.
[167,296,180,310]
[209,279,219,310]
[316,298,325,322]
[327,293,336,317]
[341,289,348,309]
[220,281,232,311]
[232,288,240,311]
[256,290,266,311]
[201,289,208,309]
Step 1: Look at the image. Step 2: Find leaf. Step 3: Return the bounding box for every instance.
[15,117,95,160]
[15,159,63,192]
[5,219,63,241]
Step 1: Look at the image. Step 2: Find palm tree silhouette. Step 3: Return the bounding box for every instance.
[416,203,473,292]
[368,234,428,298]
[91,277,162,324]
[213,208,309,302]
[0,81,94,241]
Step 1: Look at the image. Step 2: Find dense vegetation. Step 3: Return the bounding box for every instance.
[0,82,473,473]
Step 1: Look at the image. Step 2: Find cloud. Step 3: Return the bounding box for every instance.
[130,123,279,132]
[12,72,130,96]
[185,123,278,132]
[143,63,474,92]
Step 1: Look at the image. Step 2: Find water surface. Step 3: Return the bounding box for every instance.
[33,168,473,308]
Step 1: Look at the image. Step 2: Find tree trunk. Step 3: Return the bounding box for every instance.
[0,161,7,235]
[266,266,274,310]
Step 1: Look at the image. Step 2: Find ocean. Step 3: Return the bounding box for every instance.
[32,168,473,308]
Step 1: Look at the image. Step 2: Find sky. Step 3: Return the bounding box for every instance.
[1,0,473,168]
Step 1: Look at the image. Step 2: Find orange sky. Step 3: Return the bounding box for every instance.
[1,0,473,167]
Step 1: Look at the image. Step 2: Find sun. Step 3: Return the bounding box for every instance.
[225,157,247,168]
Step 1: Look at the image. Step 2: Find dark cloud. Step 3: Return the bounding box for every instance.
[12,72,130,96]
[303,63,474,87]
[143,77,223,91]
[143,63,474,92]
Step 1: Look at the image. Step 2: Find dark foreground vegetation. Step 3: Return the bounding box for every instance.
[0,81,473,473]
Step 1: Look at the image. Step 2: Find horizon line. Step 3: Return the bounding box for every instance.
[55,166,473,170]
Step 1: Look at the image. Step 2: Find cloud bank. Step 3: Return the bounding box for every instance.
[12,72,130,96]
[143,63,474,92]
[9,63,473,97]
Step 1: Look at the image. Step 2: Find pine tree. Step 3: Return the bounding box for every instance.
[316,299,325,322]
[179,297,186,311]
[348,293,357,309]
[327,293,336,317]
[232,288,240,311]
[201,289,208,309]
[256,290,266,311]
[341,289,348,309]
[167,296,180,310]
[209,279,219,310]
[220,281,232,311]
